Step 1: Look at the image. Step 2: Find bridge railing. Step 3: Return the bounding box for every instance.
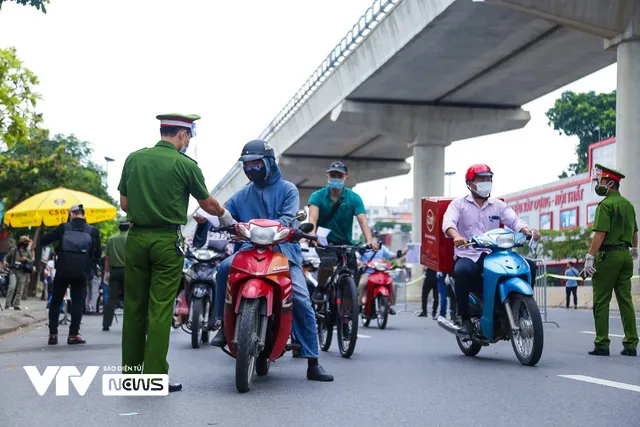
[257,0,402,142]
[210,0,402,198]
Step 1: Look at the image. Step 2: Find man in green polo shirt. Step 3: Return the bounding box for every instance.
[102,220,130,331]
[307,161,377,303]
[118,113,235,392]
[583,164,638,357]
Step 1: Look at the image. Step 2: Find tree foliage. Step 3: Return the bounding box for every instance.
[546,90,616,178]
[0,0,48,13]
[0,47,43,149]
[516,227,592,261]
[373,221,412,233]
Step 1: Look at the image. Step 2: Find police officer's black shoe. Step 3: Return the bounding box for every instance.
[311,288,325,304]
[588,347,610,356]
[211,326,226,347]
[168,382,183,393]
[621,347,637,356]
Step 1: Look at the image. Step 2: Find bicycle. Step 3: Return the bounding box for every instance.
[314,243,369,358]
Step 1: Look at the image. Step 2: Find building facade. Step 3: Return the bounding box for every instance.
[502,138,615,232]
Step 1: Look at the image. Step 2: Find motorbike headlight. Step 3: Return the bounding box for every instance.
[375,262,387,272]
[493,233,515,249]
[249,225,277,245]
[195,250,214,261]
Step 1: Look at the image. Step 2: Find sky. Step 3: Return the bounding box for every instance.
[0,0,617,210]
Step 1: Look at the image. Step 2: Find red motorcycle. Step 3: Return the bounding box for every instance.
[360,260,396,330]
[216,214,315,393]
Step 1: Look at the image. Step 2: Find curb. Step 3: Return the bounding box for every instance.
[0,310,49,336]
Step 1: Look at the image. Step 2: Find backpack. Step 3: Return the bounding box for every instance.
[61,222,93,254]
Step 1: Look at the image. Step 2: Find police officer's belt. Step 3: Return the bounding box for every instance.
[600,245,629,251]
[131,224,180,230]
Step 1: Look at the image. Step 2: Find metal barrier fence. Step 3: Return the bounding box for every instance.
[533,259,559,327]
[389,269,412,314]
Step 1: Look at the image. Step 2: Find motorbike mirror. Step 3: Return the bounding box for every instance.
[295,210,307,222]
[299,223,314,233]
[397,250,403,258]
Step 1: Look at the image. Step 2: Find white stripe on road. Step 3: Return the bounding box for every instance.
[610,315,640,321]
[580,331,625,338]
[332,330,372,339]
[559,375,640,393]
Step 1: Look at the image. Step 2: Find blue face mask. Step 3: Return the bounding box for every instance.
[244,162,267,184]
[328,178,345,190]
[180,146,188,154]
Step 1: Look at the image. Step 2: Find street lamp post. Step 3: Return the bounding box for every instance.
[444,171,456,197]
[104,156,115,191]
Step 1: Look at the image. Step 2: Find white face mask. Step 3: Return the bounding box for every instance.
[473,181,492,198]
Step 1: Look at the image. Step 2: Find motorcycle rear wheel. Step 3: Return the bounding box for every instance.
[456,335,482,356]
[236,299,259,393]
[376,295,389,330]
[256,355,270,377]
[509,294,544,366]
[336,276,359,358]
[318,299,333,352]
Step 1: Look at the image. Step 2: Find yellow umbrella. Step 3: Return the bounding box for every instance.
[3,187,117,228]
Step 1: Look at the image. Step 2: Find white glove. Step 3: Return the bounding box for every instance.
[218,209,237,227]
[631,248,638,261]
[583,254,596,276]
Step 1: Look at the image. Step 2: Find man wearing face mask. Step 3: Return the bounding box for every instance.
[308,161,378,304]
[208,140,334,382]
[583,164,638,357]
[442,164,540,337]
[117,113,235,392]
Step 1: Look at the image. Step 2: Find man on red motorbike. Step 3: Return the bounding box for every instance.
[357,232,407,314]
[442,164,540,337]
[206,140,333,382]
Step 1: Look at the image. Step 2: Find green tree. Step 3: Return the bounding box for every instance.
[546,90,616,178]
[373,221,411,233]
[0,0,48,13]
[0,47,43,149]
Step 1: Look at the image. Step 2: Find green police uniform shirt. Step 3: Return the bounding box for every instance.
[118,140,210,226]
[105,231,128,268]
[309,186,366,245]
[593,191,639,247]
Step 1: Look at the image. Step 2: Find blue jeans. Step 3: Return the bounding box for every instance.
[438,279,448,317]
[215,252,320,358]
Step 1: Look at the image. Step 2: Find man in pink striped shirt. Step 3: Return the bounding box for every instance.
[442,164,540,337]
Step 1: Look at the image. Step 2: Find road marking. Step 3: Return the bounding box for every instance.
[580,331,625,338]
[559,375,640,393]
[610,315,640,321]
[332,331,372,339]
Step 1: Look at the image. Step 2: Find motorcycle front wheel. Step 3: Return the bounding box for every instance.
[376,295,389,330]
[509,294,544,366]
[190,298,202,349]
[236,299,260,393]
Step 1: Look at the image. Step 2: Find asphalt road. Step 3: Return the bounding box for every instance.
[1,306,639,427]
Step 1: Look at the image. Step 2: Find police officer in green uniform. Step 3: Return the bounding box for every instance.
[584,164,638,357]
[118,113,235,392]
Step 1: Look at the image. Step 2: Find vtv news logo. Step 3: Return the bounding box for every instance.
[24,366,169,396]
[24,366,99,396]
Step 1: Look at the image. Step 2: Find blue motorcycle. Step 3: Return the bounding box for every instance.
[437,228,544,366]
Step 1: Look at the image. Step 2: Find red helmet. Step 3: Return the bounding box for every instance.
[465,164,493,182]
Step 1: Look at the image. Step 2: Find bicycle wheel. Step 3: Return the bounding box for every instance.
[336,275,359,358]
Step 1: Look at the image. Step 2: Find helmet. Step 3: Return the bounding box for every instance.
[239,140,275,162]
[465,164,493,182]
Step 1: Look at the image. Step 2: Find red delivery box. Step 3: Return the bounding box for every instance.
[421,197,455,273]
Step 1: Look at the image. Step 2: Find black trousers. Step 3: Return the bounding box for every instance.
[566,286,578,307]
[454,255,537,320]
[49,274,87,336]
[422,272,439,316]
